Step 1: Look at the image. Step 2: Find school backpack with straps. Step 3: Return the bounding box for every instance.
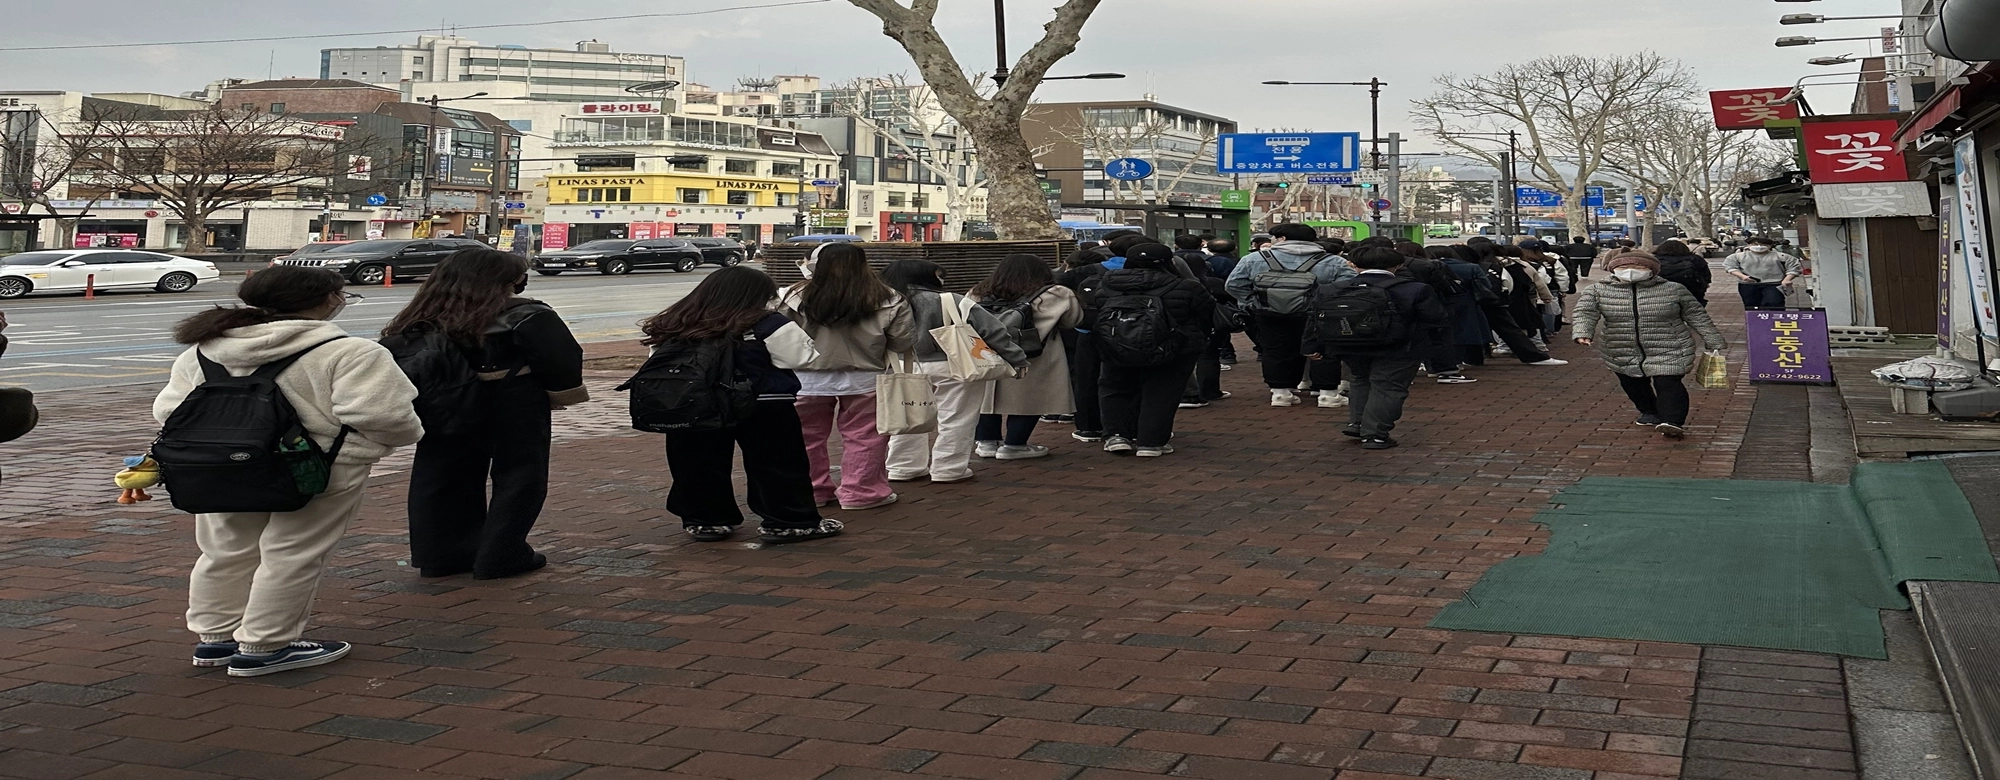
[151,338,353,514]
[1252,250,1329,315]
[1092,280,1184,367]
[1312,276,1413,351]
[618,332,759,433]
[976,286,1053,360]
[378,304,542,438]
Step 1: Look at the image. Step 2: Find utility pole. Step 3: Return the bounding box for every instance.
[1385,132,1402,224]
[1504,129,1520,238]
[423,95,440,232]
[485,136,510,244]
[991,0,1010,87]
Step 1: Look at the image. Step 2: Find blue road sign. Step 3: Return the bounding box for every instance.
[1215,132,1361,173]
[365,194,388,206]
[1104,158,1154,181]
[1306,174,1355,185]
[1515,187,1562,207]
[810,179,841,187]
[1584,186,1605,208]
[1368,198,1393,211]
[1596,207,1618,218]
[1633,195,1650,212]
[504,201,527,210]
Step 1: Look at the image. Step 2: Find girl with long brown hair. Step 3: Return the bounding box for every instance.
[779,243,914,511]
[381,249,585,580]
[641,266,842,544]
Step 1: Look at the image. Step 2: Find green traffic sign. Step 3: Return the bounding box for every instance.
[1219,190,1252,210]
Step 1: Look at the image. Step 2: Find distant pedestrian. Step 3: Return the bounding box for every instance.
[881,259,1027,483]
[158,265,422,677]
[1206,239,1243,369]
[384,250,587,580]
[1571,251,1728,439]
[1461,242,1566,366]
[640,266,843,543]
[971,253,1082,459]
[780,243,915,511]
[1559,236,1597,292]
[1652,239,1713,306]
[1308,246,1447,450]
[1722,237,1800,310]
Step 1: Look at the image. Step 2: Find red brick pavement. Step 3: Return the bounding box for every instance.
[0,292,1808,780]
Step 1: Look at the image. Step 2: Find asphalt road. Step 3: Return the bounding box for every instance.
[0,267,719,393]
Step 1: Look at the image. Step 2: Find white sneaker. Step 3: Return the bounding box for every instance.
[1296,380,1313,391]
[1134,445,1175,457]
[995,444,1050,460]
[974,440,1000,458]
[1318,391,1349,409]
[840,493,899,511]
[1271,389,1300,407]
[1528,358,1569,366]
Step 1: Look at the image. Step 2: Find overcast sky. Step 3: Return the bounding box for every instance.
[2,0,1901,150]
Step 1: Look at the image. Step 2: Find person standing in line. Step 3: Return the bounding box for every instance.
[384,250,585,580]
[1308,246,1448,450]
[1224,223,1355,409]
[157,266,423,676]
[1093,243,1213,457]
[1398,242,1476,384]
[1653,239,1713,307]
[971,254,1083,460]
[642,267,844,543]
[1057,236,1146,441]
[1206,239,1243,370]
[1458,242,1567,367]
[1491,245,1555,346]
[881,260,1028,483]
[1426,246,1490,379]
[1572,252,1728,439]
[1560,235,1598,293]
[1721,237,1801,310]
[779,243,915,512]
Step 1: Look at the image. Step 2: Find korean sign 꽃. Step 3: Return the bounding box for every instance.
[1745,310,1833,383]
[1804,120,1909,184]
[1709,88,1800,130]
[1812,182,1933,219]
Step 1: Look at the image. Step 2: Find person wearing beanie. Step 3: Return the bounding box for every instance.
[1571,250,1728,439]
[1089,242,1213,457]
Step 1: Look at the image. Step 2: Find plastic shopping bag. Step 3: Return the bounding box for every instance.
[929,293,1013,382]
[875,353,937,435]
[1697,350,1730,389]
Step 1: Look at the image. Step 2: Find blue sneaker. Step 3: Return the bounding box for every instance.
[226,640,351,678]
[192,641,238,668]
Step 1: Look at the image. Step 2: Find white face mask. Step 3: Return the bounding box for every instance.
[1613,268,1655,282]
[1749,245,1773,254]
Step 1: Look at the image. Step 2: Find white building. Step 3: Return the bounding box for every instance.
[320,37,686,105]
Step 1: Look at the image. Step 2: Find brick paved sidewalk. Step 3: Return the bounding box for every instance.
[0,290,1864,780]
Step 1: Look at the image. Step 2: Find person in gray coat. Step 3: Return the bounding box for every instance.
[1572,252,1728,439]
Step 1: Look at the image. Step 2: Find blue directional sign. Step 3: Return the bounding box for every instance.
[1633,194,1650,212]
[1216,132,1361,173]
[1306,174,1355,185]
[1104,158,1154,181]
[810,179,841,187]
[504,201,527,210]
[1584,186,1605,208]
[1596,207,1618,218]
[1515,187,1563,207]
[365,193,388,206]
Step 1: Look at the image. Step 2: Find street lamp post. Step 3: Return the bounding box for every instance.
[1262,78,1387,221]
[1444,131,1521,237]
[992,0,1010,87]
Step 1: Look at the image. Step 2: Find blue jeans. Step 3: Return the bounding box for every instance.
[1738,283,1786,310]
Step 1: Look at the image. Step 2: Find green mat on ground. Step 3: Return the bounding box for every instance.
[1430,461,2000,658]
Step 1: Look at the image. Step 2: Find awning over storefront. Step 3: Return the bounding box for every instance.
[1894,62,2000,145]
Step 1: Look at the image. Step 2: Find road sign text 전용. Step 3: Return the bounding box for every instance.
[1216,133,1361,173]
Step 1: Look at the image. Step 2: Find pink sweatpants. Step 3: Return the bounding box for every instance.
[794,394,892,507]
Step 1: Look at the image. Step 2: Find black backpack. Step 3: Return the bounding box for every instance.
[381,325,504,439]
[618,333,758,433]
[152,339,352,514]
[1312,277,1412,351]
[977,286,1052,360]
[1092,281,1184,367]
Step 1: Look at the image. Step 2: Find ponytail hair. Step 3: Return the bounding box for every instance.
[173,265,346,344]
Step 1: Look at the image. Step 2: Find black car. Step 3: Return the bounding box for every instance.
[686,238,748,267]
[275,238,491,284]
[533,239,706,276]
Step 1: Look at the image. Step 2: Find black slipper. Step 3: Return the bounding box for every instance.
[473,553,547,580]
[759,519,845,545]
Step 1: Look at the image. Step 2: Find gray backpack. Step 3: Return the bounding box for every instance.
[1251,250,1328,315]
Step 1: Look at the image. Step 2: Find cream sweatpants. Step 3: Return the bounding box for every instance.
[886,366,988,482]
[186,462,371,653]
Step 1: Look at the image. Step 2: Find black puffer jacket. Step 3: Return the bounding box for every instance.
[1655,252,1712,303]
[1091,267,1214,358]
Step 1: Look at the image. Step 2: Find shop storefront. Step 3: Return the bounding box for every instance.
[878,212,943,242]
[541,172,805,250]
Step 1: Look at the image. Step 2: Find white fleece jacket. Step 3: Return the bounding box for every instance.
[153,319,424,465]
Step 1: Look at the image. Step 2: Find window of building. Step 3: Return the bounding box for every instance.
[882,159,909,181]
[240,103,256,111]
[560,116,664,144]
[506,119,533,132]
[771,162,802,178]
[269,103,286,114]
[911,193,928,209]
[413,56,425,64]
[726,190,753,206]
[668,117,757,148]
[414,72,425,80]
[776,193,799,207]
[671,157,707,171]
[576,188,633,203]
[678,188,708,204]
[887,192,906,208]
[724,159,757,174]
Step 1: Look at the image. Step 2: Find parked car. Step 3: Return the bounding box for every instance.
[533,239,705,276]
[0,249,219,299]
[269,241,354,266]
[1425,224,1459,239]
[686,238,748,267]
[274,238,490,284]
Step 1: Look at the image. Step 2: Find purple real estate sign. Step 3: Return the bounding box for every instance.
[1745,310,1834,384]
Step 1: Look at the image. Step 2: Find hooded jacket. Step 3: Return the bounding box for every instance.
[1571,275,1728,377]
[778,286,917,372]
[154,319,423,465]
[1093,267,1214,358]
[1223,241,1358,311]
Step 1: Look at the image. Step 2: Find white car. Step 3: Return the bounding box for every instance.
[0,249,220,299]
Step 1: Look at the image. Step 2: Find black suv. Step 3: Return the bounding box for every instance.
[276,238,491,284]
[534,239,707,275]
[686,238,748,267]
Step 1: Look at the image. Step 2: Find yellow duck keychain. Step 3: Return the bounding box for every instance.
[114,455,161,504]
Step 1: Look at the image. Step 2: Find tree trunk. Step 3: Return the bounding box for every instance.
[180,211,208,254]
[966,117,1060,240]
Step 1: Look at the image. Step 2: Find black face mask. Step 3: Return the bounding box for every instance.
[514,276,528,294]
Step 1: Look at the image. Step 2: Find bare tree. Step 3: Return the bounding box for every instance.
[1612,106,1788,243]
[1412,53,1701,237]
[1051,111,1220,207]
[0,103,124,248]
[829,75,983,241]
[82,105,344,252]
[846,0,1102,240]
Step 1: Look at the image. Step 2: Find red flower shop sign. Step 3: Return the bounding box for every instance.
[1803,120,1909,184]
[1709,88,1799,130]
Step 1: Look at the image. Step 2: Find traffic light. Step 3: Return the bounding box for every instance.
[1276,182,1290,189]
[1360,183,1374,190]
